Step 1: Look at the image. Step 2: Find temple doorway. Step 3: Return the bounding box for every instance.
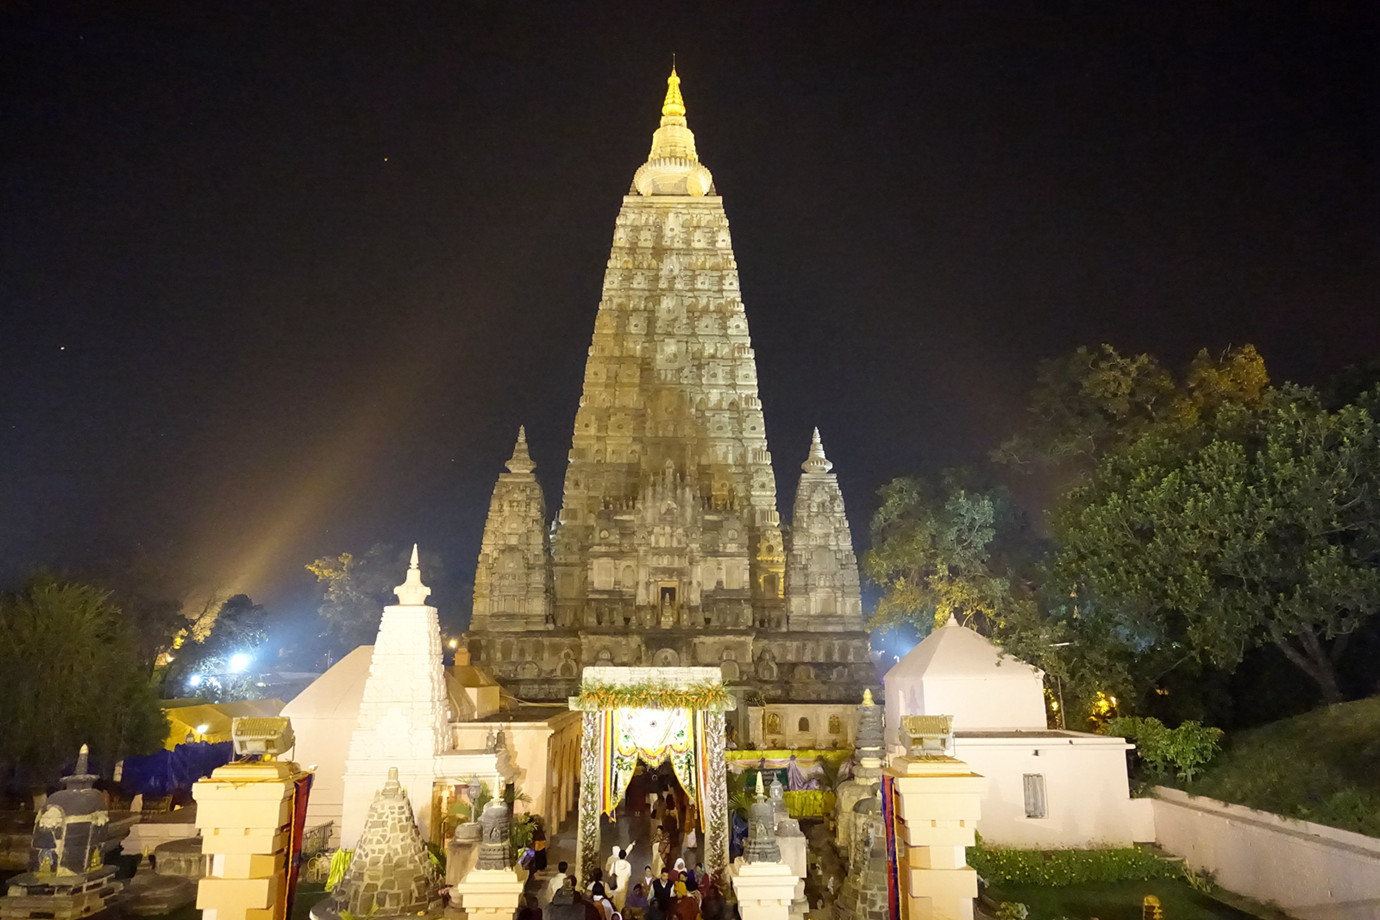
[570,666,731,882]
[598,759,692,880]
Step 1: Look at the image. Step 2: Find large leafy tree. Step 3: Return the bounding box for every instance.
[306,544,449,657]
[162,594,271,700]
[1052,387,1380,703]
[864,473,1034,635]
[0,577,167,792]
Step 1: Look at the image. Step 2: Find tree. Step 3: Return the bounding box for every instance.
[1052,387,1380,703]
[864,473,1038,636]
[994,344,1269,471]
[306,544,448,657]
[163,594,271,701]
[0,577,167,793]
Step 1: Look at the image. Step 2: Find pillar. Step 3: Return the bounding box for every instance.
[730,862,799,920]
[449,869,525,920]
[193,761,304,920]
[886,756,985,920]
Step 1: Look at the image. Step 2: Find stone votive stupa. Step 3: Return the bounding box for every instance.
[310,768,442,920]
[0,745,123,920]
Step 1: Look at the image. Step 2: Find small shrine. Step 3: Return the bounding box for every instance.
[311,768,442,920]
[0,745,123,920]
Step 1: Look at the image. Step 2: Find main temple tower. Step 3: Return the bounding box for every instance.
[467,69,872,706]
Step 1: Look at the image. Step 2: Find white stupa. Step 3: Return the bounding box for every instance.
[883,615,1047,744]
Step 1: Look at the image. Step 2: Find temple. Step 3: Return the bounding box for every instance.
[465,68,873,706]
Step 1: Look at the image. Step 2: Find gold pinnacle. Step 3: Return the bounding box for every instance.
[662,65,686,118]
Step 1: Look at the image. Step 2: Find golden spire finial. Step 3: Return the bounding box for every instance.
[662,64,686,118]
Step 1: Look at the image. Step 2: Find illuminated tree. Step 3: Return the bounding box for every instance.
[307,543,450,657]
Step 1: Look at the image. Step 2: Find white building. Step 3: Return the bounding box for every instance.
[884,617,1153,847]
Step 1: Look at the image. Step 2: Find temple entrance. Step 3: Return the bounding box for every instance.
[570,666,731,882]
[597,759,692,881]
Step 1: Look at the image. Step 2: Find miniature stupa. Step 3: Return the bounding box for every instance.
[310,768,441,920]
[0,745,124,920]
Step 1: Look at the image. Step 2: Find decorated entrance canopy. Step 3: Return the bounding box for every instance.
[570,667,733,880]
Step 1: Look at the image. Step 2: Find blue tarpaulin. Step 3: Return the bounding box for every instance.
[121,741,233,796]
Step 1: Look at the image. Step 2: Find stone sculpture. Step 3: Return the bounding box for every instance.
[0,745,124,920]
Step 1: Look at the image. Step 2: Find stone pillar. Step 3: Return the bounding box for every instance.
[701,709,730,876]
[193,761,301,920]
[886,755,985,920]
[451,801,523,920]
[575,710,604,882]
[731,862,800,920]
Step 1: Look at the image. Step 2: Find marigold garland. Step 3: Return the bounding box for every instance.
[575,680,731,711]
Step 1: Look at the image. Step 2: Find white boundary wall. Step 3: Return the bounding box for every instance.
[1153,786,1380,920]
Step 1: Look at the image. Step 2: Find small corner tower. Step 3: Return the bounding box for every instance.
[471,427,553,632]
[785,428,863,631]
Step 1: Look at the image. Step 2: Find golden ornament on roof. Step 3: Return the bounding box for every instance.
[662,66,686,118]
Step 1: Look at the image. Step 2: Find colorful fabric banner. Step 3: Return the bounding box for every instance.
[601,707,697,816]
[880,774,901,919]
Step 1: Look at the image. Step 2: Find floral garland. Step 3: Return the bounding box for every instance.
[574,680,731,711]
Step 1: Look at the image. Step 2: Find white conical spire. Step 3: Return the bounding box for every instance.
[393,544,432,606]
[505,425,536,474]
[801,427,833,473]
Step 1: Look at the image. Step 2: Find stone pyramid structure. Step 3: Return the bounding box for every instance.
[314,768,440,920]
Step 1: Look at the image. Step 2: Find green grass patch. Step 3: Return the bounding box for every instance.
[1182,694,1380,836]
[970,843,1177,886]
[989,878,1258,920]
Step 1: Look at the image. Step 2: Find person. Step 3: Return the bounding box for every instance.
[611,847,634,911]
[518,894,543,920]
[533,822,549,872]
[681,824,696,869]
[549,878,584,920]
[546,861,572,905]
[669,858,686,886]
[683,863,699,893]
[624,883,649,920]
[588,882,614,920]
[640,865,655,896]
[651,869,673,917]
[651,826,669,875]
[698,879,726,920]
[670,881,698,920]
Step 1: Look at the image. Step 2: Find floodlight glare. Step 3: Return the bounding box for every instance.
[228,653,252,673]
[188,674,203,688]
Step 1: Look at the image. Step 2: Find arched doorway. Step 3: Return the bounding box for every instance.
[570,666,732,881]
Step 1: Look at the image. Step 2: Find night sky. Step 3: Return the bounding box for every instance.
[3,3,1375,626]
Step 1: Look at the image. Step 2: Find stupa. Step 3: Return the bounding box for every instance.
[466,68,874,706]
[0,745,123,920]
[311,768,442,920]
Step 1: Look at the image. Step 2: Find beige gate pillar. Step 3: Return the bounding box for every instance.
[886,716,985,920]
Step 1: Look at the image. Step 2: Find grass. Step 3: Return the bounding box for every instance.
[988,878,1259,920]
[1179,694,1380,837]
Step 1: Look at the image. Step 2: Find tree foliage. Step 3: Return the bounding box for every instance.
[863,474,1021,635]
[307,543,447,656]
[162,594,271,701]
[994,343,1269,470]
[1052,386,1380,703]
[0,577,167,792]
[1104,716,1224,783]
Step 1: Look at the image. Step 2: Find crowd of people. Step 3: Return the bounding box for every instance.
[515,767,731,920]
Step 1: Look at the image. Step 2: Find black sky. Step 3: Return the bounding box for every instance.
[2,2,1376,623]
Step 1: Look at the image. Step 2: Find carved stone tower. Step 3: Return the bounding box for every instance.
[471,427,553,633]
[785,429,864,631]
[466,69,873,704]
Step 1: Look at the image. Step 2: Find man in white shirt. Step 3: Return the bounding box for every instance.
[545,861,570,905]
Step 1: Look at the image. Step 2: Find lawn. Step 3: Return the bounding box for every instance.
[1181,694,1380,836]
[988,878,1260,920]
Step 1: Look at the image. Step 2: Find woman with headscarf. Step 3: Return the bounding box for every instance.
[670,881,698,920]
[669,858,687,886]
